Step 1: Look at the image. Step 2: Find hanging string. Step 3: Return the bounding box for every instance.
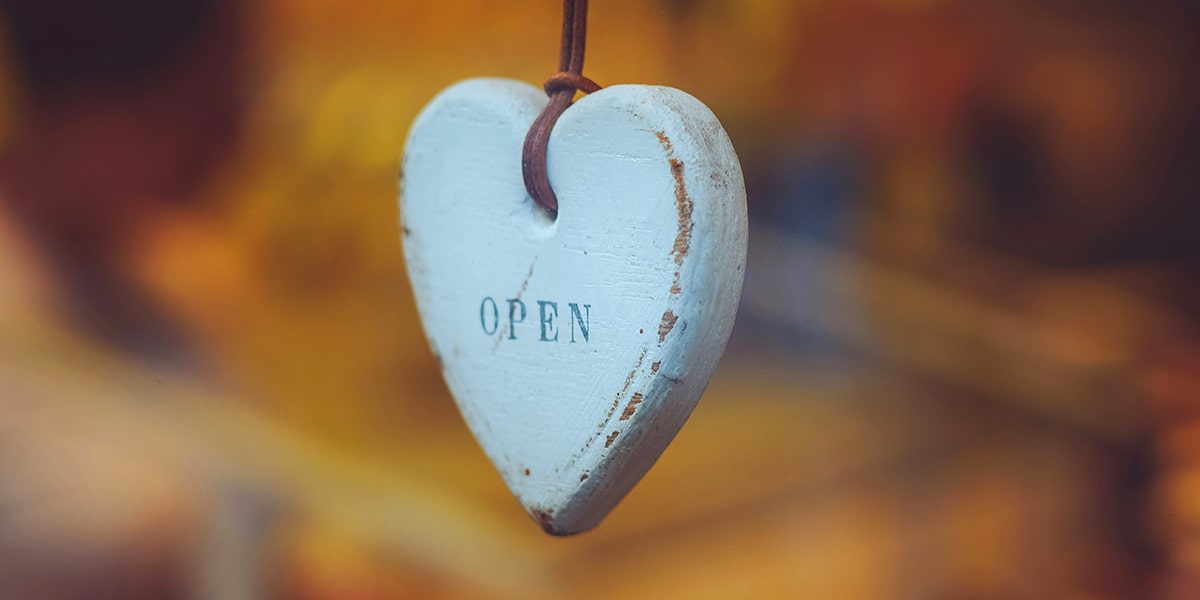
[522,0,602,217]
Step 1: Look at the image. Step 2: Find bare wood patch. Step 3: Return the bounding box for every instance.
[658,310,678,344]
[620,393,644,421]
[655,131,693,296]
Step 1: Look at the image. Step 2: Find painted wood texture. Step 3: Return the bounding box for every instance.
[400,79,747,535]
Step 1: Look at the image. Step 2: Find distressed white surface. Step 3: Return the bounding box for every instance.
[400,79,747,535]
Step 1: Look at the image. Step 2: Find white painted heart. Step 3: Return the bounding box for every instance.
[400,78,747,535]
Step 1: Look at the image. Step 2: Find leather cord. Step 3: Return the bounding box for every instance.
[521,0,602,217]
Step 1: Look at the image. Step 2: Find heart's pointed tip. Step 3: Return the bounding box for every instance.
[527,505,597,537]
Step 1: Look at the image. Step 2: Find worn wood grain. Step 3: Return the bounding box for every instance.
[400,78,747,535]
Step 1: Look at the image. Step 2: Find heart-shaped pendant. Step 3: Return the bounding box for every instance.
[400,79,747,535]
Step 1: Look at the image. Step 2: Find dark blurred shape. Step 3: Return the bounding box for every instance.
[2,0,222,101]
[964,0,1200,267]
[0,0,250,362]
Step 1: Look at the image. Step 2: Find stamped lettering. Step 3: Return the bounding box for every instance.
[481,296,590,343]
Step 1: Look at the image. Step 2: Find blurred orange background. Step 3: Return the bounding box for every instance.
[1,0,1199,598]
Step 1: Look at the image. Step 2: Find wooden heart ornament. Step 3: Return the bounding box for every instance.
[400,79,747,535]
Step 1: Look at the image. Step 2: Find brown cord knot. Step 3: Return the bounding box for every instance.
[521,0,601,217]
[543,72,601,95]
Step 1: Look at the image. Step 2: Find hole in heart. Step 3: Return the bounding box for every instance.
[523,193,558,239]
